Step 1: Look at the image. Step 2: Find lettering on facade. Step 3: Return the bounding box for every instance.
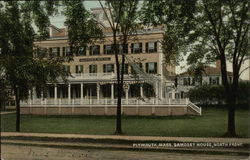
[79,57,111,62]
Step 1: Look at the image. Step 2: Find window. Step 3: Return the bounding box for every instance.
[146,62,157,74]
[89,64,97,73]
[131,43,142,53]
[77,46,86,56]
[118,44,128,54]
[64,65,70,72]
[89,45,100,55]
[119,64,129,74]
[75,65,83,74]
[146,42,157,53]
[49,47,60,57]
[209,76,219,85]
[103,64,114,73]
[63,46,71,56]
[104,45,113,55]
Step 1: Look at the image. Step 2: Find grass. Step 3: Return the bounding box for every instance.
[1,108,249,137]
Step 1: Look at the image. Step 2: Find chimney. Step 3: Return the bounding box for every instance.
[216,59,221,69]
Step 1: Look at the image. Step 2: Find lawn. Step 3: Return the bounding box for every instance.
[1,108,249,137]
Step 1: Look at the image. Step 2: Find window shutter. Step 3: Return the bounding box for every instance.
[90,46,92,55]
[154,42,157,52]
[154,62,157,73]
[57,47,60,56]
[131,44,134,53]
[103,64,106,73]
[80,65,83,73]
[146,63,148,73]
[75,66,78,73]
[139,43,142,53]
[104,45,106,54]
[146,43,148,53]
[97,45,100,55]
[62,47,65,56]
[49,48,52,56]
[111,64,114,72]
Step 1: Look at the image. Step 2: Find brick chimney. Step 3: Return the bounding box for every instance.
[216,59,221,69]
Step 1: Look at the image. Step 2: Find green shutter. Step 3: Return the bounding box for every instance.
[57,47,60,56]
[146,63,148,73]
[154,62,157,73]
[146,43,148,53]
[131,43,134,53]
[111,64,114,72]
[63,47,65,56]
[89,46,92,55]
[154,42,157,52]
[104,45,106,54]
[139,43,142,53]
[103,64,106,73]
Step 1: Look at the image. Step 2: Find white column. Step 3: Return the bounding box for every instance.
[125,84,130,105]
[159,81,163,99]
[140,83,144,98]
[41,92,44,105]
[54,84,57,105]
[172,90,175,100]
[111,83,114,102]
[97,83,100,104]
[80,83,83,104]
[155,81,159,104]
[68,84,71,105]
[28,90,32,107]
[32,87,36,104]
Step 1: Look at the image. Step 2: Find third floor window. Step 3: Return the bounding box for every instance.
[89,45,100,55]
[104,45,113,55]
[63,46,71,56]
[146,42,157,53]
[131,43,142,54]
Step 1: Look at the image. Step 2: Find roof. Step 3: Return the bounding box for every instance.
[178,66,233,77]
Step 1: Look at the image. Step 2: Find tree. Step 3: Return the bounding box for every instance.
[142,0,249,137]
[99,0,139,134]
[0,1,68,132]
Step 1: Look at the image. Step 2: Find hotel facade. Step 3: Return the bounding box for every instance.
[20,9,201,116]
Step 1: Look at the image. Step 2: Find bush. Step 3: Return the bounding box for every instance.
[188,81,249,105]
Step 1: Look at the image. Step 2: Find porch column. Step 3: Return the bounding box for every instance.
[32,87,36,104]
[155,81,159,104]
[172,90,175,99]
[140,83,144,98]
[159,81,163,99]
[80,83,83,104]
[54,84,57,105]
[124,83,130,105]
[68,83,71,105]
[97,83,100,104]
[41,92,44,105]
[111,83,114,102]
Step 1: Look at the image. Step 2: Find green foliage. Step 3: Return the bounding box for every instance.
[62,0,103,53]
[0,1,68,100]
[188,81,249,105]
[140,0,197,64]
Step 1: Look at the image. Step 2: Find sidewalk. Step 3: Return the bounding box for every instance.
[1,132,250,155]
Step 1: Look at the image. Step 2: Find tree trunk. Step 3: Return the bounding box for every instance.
[225,92,236,137]
[15,86,20,132]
